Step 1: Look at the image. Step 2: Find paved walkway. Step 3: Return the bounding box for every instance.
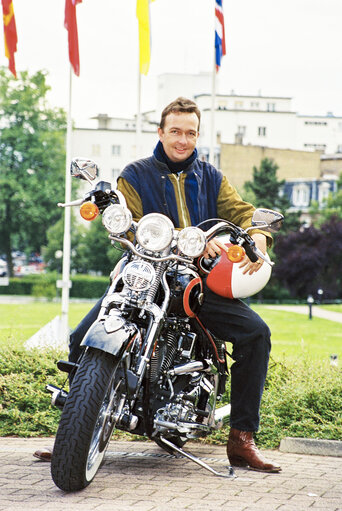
[0,437,341,510]
[265,305,342,323]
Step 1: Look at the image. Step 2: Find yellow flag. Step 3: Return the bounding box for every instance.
[136,0,155,75]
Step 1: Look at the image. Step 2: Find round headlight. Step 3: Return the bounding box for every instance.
[136,213,174,252]
[177,227,206,258]
[102,204,132,234]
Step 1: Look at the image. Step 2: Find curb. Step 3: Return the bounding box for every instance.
[280,436,342,457]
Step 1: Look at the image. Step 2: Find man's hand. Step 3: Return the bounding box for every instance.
[239,233,267,275]
[202,237,228,259]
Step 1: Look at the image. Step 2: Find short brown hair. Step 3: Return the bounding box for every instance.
[159,97,201,131]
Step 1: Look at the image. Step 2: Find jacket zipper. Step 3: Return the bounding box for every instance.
[174,173,189,227]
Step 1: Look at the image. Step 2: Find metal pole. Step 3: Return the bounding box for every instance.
[209,48,216,165]
[60,67,73,345]
[136,64,142,159]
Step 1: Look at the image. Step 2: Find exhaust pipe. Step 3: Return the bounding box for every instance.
[214,404,231,429]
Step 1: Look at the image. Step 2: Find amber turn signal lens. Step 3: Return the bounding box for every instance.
[227,245,245,263]
[80,202,99,221]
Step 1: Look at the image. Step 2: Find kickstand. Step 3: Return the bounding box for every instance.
[159,437,235,479]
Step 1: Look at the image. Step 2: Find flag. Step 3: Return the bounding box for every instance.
[1,0,17,77]
[64,0,82,76]
[215,0,226,71]
[136,0,155,75]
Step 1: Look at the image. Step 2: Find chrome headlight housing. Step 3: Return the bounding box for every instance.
[102,204,132,234]
[177,227,206,258]
[122,261,156,291]
[136,213,174,252]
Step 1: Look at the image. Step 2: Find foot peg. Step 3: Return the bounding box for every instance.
[159,436,235,478]
[57,360,79,374]
[46,384,68,410]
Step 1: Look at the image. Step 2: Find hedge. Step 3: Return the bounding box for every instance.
[1,348,341,446]
[1,274,109,299]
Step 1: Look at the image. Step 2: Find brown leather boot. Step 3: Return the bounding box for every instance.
[227,428,281,473]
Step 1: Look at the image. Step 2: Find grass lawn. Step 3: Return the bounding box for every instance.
[0,302,95,349]
[0,301,341,363]
[321,304,342,313]
[252,305,342,363]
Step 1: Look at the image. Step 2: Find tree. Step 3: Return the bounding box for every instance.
[310,173,342,226]
[0,69,66,276]
[42,215,124,275]
[243,158,301,234]
[273,216,342,299]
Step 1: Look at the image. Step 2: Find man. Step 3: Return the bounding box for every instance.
[35,97,280,473]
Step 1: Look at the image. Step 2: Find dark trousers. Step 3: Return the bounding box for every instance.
[69,284,271,432]
[198,284,271,432]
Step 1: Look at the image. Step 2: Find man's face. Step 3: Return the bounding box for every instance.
[158,112,199,163]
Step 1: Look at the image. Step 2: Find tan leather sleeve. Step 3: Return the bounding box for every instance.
[217,176,272,247]
[117,177,144,223]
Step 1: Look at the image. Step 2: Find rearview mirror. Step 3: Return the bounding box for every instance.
[251,208,284,233]
[70,158,99,182]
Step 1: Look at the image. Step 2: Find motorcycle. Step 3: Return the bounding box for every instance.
[48,158,283,491]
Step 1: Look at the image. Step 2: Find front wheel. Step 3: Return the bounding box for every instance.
[51,348,122,491]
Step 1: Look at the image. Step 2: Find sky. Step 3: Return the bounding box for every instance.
[1,0,342,126]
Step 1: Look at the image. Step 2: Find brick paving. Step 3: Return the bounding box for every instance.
[0,437,342,510]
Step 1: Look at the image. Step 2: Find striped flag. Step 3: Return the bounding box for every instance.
[215,0,226,71]
[1,0,17,77]
[136,0,156,75]
[64,0,82,76]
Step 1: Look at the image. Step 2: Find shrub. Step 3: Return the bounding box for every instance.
[1,348,341,446]
[2,274,108,299]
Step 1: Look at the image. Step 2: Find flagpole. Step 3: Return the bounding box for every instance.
[209,51,216,165]
[60,65,73,345]
[136,64,142,159]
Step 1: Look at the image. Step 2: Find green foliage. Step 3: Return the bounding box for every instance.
[256,360,342,448]
[243,157,302,234]
[1,348,341,446]
[42,214,125,275]
[0,273,108,298]
[69,274,108,298]
[0,68,67,275]
[41,215,85,272]
[310,173,342,226]
[0,348,65,436]
[209,359,342,448]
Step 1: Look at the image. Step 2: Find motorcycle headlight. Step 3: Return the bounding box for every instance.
[177,227,206,258]
[136,213,174,252]
[102,204,132,234]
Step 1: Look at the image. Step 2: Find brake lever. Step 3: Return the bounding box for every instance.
[57,198,84,208]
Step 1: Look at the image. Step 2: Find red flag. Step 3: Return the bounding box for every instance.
[1,0,17,77]
[64,0,82,76]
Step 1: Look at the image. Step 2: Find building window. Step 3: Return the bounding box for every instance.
[91,144,101,156]
[337,144,342,153]
[250,101,259,109]
[292,183,310,207]
[304,121,327,126]
[237,125,246,135]
[112,145,121,156]
[318,182,331,205]
[267,102,276,112]
[303,143,327,151]
[234,101,243,109]
[258,126,267,137]
[111,169,121,182]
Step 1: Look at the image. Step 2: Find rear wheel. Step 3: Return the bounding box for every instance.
[51,348,122,491]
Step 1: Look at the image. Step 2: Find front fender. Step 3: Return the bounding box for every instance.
[80,319,137,358]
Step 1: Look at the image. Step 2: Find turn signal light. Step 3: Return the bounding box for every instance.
[227,245,245,263]
[80,202,99,221]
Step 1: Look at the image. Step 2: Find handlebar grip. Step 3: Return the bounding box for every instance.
[243,243,258,263]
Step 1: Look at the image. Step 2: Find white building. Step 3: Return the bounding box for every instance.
[72,73,342,185]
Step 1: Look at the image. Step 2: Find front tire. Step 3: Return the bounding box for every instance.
[51,348,121,491]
